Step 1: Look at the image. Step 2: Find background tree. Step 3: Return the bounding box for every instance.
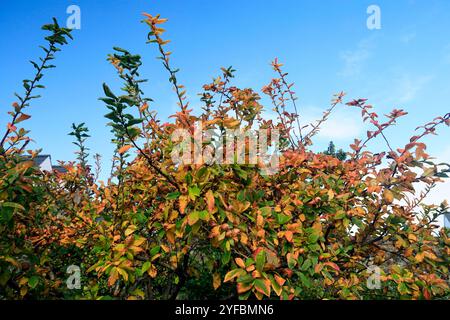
[323,141,347,161]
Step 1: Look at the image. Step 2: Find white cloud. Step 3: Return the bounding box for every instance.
[285,106,363,141]
[338,38,374,77]
[313,114,362,140]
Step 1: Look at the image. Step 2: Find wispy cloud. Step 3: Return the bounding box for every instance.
[391,74,433,104]
[338,38,374,77]
[262,103,364,142]
[316,116,362,140]
[295,106,363,141]
[400,32,416,44]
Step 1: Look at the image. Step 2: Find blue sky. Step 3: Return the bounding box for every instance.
[1,0,450,206]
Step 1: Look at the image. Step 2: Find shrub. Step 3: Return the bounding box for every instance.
[0,14,449,300]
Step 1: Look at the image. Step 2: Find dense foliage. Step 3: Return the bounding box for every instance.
[1,14,449,300]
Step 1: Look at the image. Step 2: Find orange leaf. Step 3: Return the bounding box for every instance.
[205,190,215,213]
[7,123,17,131]
[140,103,148,112]
[423,288,431,300]
[16,113,31,123]
[254,278,271,297]
[179,196,188,214]
[285,231,293,242]
[237,282,253,294]
[314,263,323,273]
[383,189,394,204]
[414,252,424,263]
[108,268,119,286]
[235,258,246,269]
[324,262,340,272]
[118,144,132,154]
[274,274,286,286]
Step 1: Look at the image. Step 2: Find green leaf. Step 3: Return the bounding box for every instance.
[398,282,410,295]
[255,250,266,272]
[167,191,180,200]
[28,276,39,289]
[188,185,200,199]
[299,272,311,288]
[198,210,209,221]
[141,261,151,273]
[277,214,291,225]
[224,268,245,282]
[1,202,25,211]
[307,233,320,244]
[187,211,199,226]
[287,255,296,269]
[253,278,270,297]
[102,83,116,99]
[234,167,248,180]
[301,258,312,272]
[334,210,346,220]
[149,246,160,257]
[221,251,231,265]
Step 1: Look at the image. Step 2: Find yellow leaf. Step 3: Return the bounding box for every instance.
[148,265,157,278]
[166,230,175,244]
[117,267,129,282]
[213,273,221,290]
[4,256,20,268]
[415,252,425,263]
[125,225,137,237]
[19,277,28,286]
[240,233,248,245]
[327,189,334,200]
[224,269,245,282]
[383,189,394,204]
[170,255,178,268]
[424,251,438,261]
[223,117,240,128]
[20,287,28,297]
[133,237,146,247]
[187,211,199,226]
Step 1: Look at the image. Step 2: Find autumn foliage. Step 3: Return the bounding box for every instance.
[0,14,449,300]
